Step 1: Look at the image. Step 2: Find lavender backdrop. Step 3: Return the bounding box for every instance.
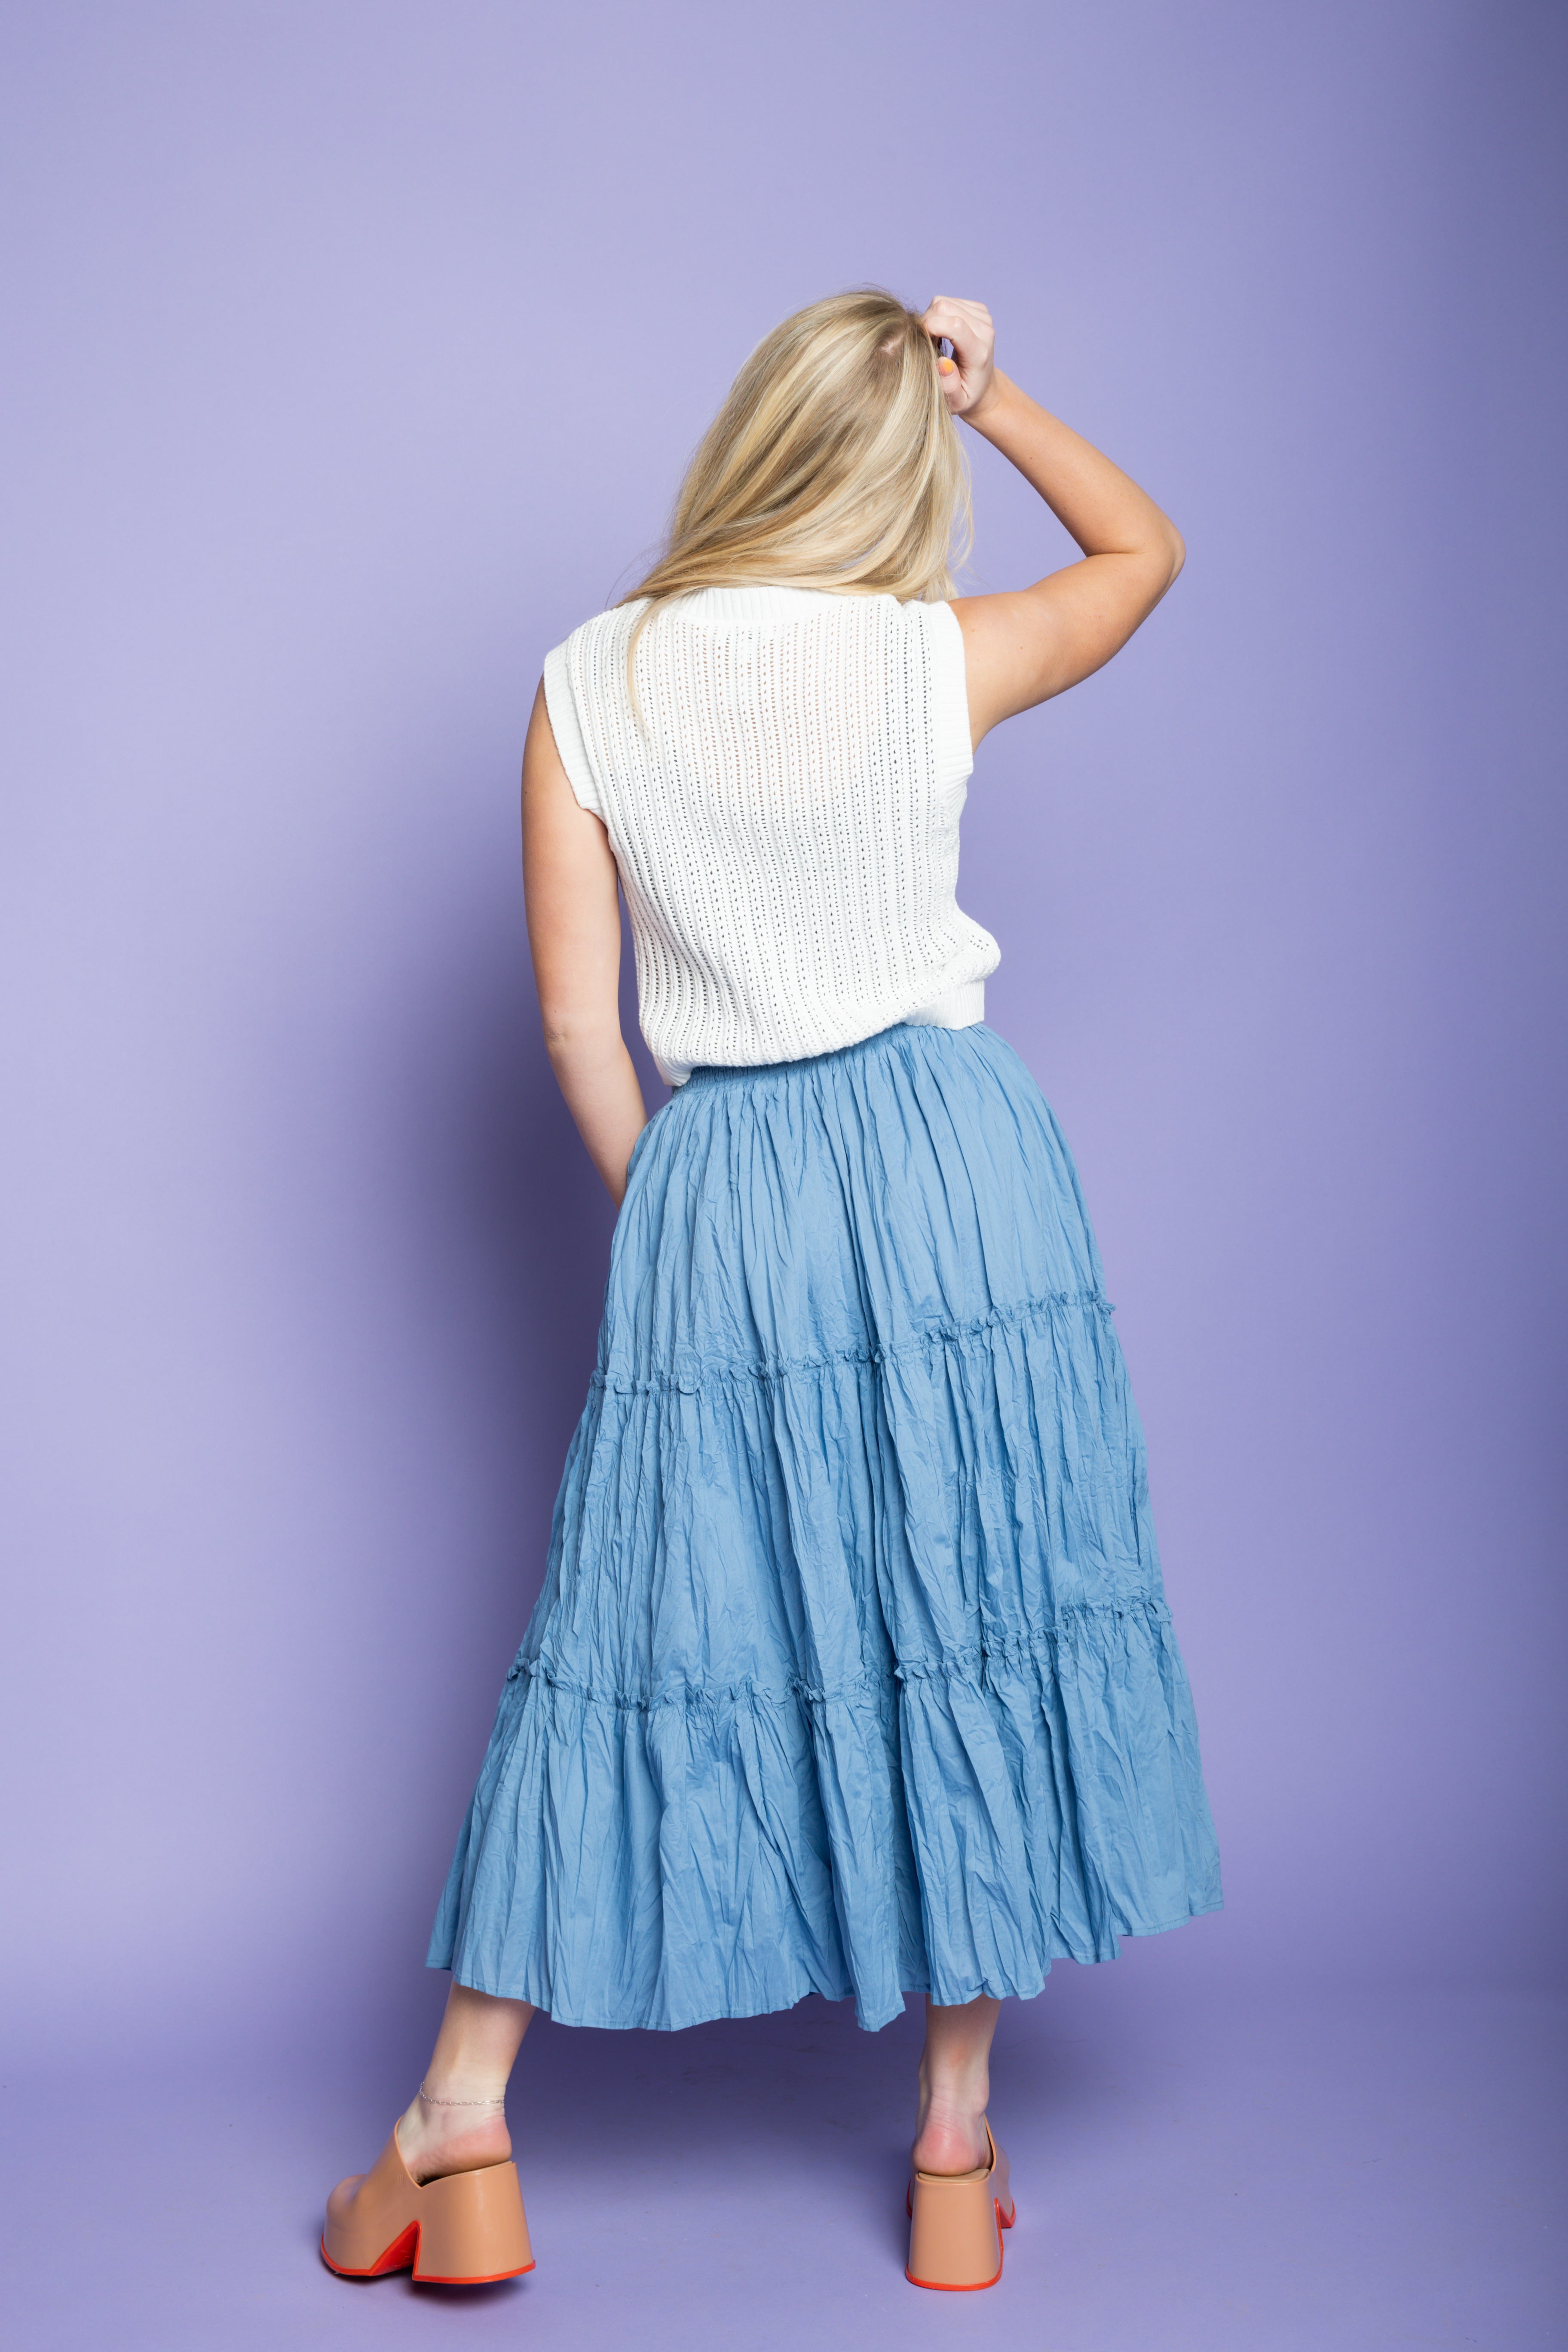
[2,4,1564,2346]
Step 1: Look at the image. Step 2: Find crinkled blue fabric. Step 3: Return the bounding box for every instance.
[428,1021,1222,2030]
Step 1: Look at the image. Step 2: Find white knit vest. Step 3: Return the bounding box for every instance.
[542,584,1000,1087]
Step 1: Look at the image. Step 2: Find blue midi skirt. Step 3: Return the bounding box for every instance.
[428,1021,1222,2031]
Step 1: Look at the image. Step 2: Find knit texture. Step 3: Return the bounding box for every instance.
[542,585,1001,1086]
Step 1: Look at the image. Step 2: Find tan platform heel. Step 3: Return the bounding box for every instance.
[905,2116,1015,2291]
[321,2122,535,2285]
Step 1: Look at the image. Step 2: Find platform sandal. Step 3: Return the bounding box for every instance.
[321,2121,534,2286]
[905,2116,1015,2291]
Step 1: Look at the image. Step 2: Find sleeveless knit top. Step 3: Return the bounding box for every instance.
[542,584,1000,1087]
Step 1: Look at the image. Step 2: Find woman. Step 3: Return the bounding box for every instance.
[322,290,1222,2294]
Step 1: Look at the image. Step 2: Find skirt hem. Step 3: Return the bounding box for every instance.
[428,1896,1225,2034]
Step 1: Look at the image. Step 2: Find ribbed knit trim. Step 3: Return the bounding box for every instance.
[542,638,600,815]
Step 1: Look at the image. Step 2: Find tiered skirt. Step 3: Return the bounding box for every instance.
[428,1020,1222,2030]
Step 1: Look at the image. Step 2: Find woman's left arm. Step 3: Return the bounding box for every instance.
[521,680,648,1206]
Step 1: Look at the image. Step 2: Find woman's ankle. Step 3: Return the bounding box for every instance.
[911,2102,991,2175]
[917,2048,990,2116]
[396,2087,512,2186]
[913,1991,1001,2170]
[396,1982,535,2181]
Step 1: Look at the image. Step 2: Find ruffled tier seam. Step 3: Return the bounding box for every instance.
[507,1593,1174,1713]
[589,1283,1115,1399]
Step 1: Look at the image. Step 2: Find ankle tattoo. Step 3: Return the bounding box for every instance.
[417,2080,506,2110]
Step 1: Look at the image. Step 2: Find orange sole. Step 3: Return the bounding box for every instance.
[319,2229,536,2287]
[904,2192,1015,2292]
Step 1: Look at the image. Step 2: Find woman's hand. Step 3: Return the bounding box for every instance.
[921,296,997,422]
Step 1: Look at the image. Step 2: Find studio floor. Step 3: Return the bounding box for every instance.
[7,1964,1562,2351]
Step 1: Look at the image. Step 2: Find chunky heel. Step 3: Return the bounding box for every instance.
[906,2118,1014,2291]
[321,2123,534,2286]
[408,2161,534,2283]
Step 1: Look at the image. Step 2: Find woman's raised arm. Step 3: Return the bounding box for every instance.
[521,682,648,1203]
[923,297,1185,748]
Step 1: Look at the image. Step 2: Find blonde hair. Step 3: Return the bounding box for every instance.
[619,288,971,667]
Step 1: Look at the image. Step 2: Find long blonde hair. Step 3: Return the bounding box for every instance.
[619,289,971,668]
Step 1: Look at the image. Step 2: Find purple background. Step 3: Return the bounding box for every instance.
[3,3,1564,2345]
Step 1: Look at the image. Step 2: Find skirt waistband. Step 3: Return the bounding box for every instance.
[682,1016,987,1091]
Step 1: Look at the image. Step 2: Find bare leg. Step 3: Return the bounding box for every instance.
[912,1994,1001,2175]
[395,1983,535,2185]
